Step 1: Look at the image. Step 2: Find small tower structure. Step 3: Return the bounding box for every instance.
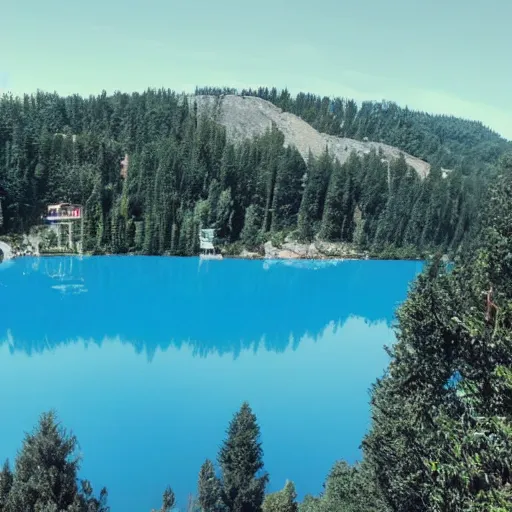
[45,203,83,252]
[199,228,222,259]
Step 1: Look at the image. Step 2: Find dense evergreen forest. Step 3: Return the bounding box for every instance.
[2,154,512,511]
[0,87,507,257]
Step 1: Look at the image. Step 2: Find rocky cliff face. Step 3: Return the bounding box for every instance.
[194,95,431,178]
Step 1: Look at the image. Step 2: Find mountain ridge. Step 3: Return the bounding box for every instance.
[194,87,511,176]
[194,94,431,177]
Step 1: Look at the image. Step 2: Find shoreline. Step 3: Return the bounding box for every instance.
[5,252,424,263]
[1,236,426,263]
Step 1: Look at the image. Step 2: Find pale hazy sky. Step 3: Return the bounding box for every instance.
[1,0,511,139]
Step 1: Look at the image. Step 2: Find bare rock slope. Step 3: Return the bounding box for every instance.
[194,95,430,178]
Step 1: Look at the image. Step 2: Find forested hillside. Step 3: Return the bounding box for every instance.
[197,86,511,175]
[0,88,502,257]
[192,94,432,179]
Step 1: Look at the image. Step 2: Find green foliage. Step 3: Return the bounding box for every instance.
[222,241,246,257]
[151,487,176,512]
[296,461,389,512]
[3,411,108,512]
[262,480,298,512]
[161,487,176,512]
[363,153,512,511]
[320,155,358,242]
[0,460,13,511]
[270,147,306,232]
[240,205,264,249]
[218,402,268,512]
[269,230,287,249]
[197,460,223,512]
[297,149,332,241]
[297,495,322,512]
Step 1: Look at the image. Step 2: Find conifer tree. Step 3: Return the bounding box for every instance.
[271,147,306,232]
[216,188,234,241]
[262,480,297,512]
[5,411,108,512]
[152,487,175,512]
[218,402,268,512]
[197,459,223,512]
[161,487,176,512]
[297,150,332,241]
[320,159,349,241]
[297,495,321,512]
[241,205,263,249]
[0,460,12,512]
[364,153,512,511]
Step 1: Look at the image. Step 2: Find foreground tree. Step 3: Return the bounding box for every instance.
[152,486,176,512]
[297,460,388,512]
[262,480,298,512]
[218,402,268,512]
[364,154,512,511]
[320,461,388,512]
[0,460,12,511]
[197,459,222,512]
[4,410,108,512]
[297,495,322,512]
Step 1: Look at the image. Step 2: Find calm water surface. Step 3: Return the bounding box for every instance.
[0,256,422,511]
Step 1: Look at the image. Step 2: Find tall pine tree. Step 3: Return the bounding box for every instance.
[218,402,268,512]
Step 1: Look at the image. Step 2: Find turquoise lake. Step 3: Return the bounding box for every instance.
[0,256,423,511]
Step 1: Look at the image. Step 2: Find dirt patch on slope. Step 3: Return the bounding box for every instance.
[194,95,430,178]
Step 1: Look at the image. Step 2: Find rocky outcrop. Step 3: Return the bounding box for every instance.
[193,95,431,178]
[0,241,13,260]
[239,249,261,259]
[0,230,41,261]
[263,240,366,260]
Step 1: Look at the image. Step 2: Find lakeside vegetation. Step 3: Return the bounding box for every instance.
[0,87,508,258]
[1,153,511,510]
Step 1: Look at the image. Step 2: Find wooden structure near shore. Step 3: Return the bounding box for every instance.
[44,203,84,252]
